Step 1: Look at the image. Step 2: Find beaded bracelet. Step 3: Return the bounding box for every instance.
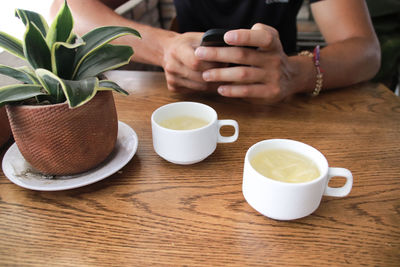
[298,45,323,96]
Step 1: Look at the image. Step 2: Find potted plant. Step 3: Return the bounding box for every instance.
[0,1,140,175]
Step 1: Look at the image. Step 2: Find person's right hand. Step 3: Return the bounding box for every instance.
[162,32,219,92]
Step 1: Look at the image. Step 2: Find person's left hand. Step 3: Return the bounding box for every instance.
[194,23,298,103]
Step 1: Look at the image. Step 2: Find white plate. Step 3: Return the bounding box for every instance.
[1,121,138,191]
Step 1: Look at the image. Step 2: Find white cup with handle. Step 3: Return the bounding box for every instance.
[242,139,353,220]
[151,102,239,164]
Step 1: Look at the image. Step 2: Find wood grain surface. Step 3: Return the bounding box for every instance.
[1,70,399,266]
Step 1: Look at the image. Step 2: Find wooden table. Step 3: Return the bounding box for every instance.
[1,70,399,266]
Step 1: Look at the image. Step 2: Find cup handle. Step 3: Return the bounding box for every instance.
[217,120,239,143]
[324,167,353,197]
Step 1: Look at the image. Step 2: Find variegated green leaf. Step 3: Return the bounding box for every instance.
[0,84,45,107]
[35,69,98,108]
[62,78,98,108]
[51,39,85,79]
[15,8,49,37]
[23,22,51,70]
[17,66,40,83]
[67,32,83,44]
[73,26,140,78]
[0,31,25,59]
[98,80,129,95]
[75,44,133,79]
[46,0,74,49]
[0,64,37,84]
[35,68,65,103]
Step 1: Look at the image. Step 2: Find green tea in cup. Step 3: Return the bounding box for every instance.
[159,115,209,130]
[250,149,320,183]
[152,102,239,164]
[243,139,353,220]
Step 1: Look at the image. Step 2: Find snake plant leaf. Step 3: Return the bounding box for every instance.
[0,65,38,84]
[0,84,45,107]
[35,69,98,108]
[15,8,49,37]
[17,66,40,84]
[98,80,129,95]
[62,78,99,108]
[73,26,141,78]
[46,0,74,49]
[24,22,52,70]
[35,68,66,103]
[18,66,37,76]
[51,39,85,79]
[68,32,84,44]
[75,44,133,80]
[0,31,25,60]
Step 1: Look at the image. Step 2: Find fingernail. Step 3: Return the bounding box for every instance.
[195,47,206,58]
[224,32,237,44]
[202,71,211,81]
[218,86,226,95]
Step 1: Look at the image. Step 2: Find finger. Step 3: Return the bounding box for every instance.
[164,59,205,83]
[217,84,283,101]
[195,46,266,66]
[175,46,220,72]
[174,32,220,71]
[165,72,208,91]
[224,24,281,51]
[202,66,266,83]
[176,42,203,71]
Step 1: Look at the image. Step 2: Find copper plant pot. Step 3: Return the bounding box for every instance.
[6,91,118,175]
[0,106,11,148]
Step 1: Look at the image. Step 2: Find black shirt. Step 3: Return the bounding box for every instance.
[173,0,321,54]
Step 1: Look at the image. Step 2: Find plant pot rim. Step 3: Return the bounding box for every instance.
[6,101,68,109]
[6,91,109,110]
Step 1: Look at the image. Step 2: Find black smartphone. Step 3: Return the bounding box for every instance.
[200,28,257,49]
[200,29,230,47]
[200,29,256,67]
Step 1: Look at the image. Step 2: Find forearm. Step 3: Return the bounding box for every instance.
[291,36,381,94]
[50,0,177,66]
[291,0,382,94]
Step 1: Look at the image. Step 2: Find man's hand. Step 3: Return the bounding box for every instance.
[194,23,298,102]
[162,32,220,93]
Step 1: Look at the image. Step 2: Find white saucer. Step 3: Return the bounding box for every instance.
[1,121,138,191]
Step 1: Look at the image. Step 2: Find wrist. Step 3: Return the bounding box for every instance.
[295,46,324,96]
[288,54,316,94]
[116,23,178,67]
[146,27,179,67]
[161,31,180,67]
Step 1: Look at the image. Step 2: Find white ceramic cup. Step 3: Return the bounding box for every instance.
[151,102,239,164]
[242,139,353,220]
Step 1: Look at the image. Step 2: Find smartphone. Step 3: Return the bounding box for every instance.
[200,28,257,49]
[200,29,230,47]
[200,29,255,67]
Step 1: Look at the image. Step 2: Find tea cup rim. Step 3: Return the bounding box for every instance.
[151,101,217,132]
[245,139,329,186]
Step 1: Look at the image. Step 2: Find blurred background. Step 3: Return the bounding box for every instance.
[0,0,53,51]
